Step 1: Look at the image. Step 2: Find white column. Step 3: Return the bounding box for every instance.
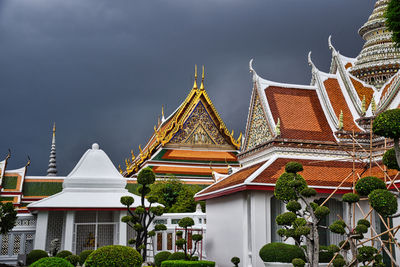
[63,211,75,252]
[119,210,127,246]
[34,211,49,250]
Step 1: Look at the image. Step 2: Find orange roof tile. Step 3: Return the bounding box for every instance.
[162,150,237,162]
[380,76,396,101]
[152,166,228,176]
[324,78,360,131]
[345,63,353,69]
[350,77,374,108]
[200,161,265,194]
[265,86,335,142]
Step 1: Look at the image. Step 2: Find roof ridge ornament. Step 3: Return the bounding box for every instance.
[249,59,258,83]
[275,118,281,136]
[47,122,57,176]
[328,35,337,53]
[161,104,165,122]
[193,64,198,90]
[308,51,318,76]
[200,65,205,90]
[338,110,344,130]
[371,97,376,115]
[361,95,366,116]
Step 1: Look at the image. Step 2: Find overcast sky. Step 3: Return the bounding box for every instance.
[0,0,374,175]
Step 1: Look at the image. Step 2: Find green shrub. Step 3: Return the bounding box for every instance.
[357,246,378,262]
[369,189,398,216]
[286,201,301,212]
[26,249,48,265]
[231,256,240,267]
[355,224,368,234]
[65,255,80,266]
[30,257,73,267]
[56,250,73,258]
[383,148,400,170]
[339,240,350,250]
[329,222,346,235]
[276,212,297,226]
[319,246,334,263]
[137,167,156,185]
[85,245,142,267]
[292,258,305,267]
[79,250,94,265]
[259,242,305,263]
[293,218,306,227]
[168,252,186,261]
[178,217,195,228]
[372,109,400,139]
[121,196,134,206]
[342,193,360,203]
[355,176,386,196]
[357,219,371,228]
[332,257,346,267]
[155,251,172,267]
[300,187,317,197]
[161,260,215,267]
[275,173,307,201]
[314,206,330,219]
[285,162,304,173]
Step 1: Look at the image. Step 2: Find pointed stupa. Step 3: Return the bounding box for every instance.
[47,123,57,176]
[350,0,400,89]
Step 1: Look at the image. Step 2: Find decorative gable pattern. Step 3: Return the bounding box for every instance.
[244,93,272,151]
[170,101,229,146]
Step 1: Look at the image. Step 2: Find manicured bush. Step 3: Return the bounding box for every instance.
[383,148,400,170]
[286,201,300,212]
[369,189,398,216]
[292,258,305,267]
[26,249,48,265]
[155,251,172,267]
[339,240,350,250]
[372,109,400,139]
[56,250,73,258]
[332,257,346,267]
[355,224,368,234]
[276,212,297,226]
[357,219,371,228]
[319,246,334,263]
[329,222,346,235]
[161,260,215,267]
[30,257,73,267]
[178,217,195,228]
[85,245,142,267]
[314,206,330,219]
[259,242,305,263]
[121,196,134,206]
[342,193,359,203]
[137,167,156,185]
[300,187,317,197]
[285,162,304,173]
[275,173,307,201]
[355,176,386,196]
[357,246,378,262]
[231,256,240,267]
[168,252,186,261]
[65,255,80,266]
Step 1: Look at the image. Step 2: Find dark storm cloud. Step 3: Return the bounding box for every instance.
[0,0,373,175]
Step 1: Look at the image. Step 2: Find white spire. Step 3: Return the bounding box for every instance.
[47,123,57,176]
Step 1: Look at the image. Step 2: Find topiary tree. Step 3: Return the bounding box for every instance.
[155,251,172,267]
[373,109,400,170]
[259,242,305,263]
[85,245,142,267]
[79,250,93,266]
[385,0,400,47]
[231,256,240,267]
[273,162,328,267]
[65,255,80,267]
[0,202,17,235]
[120,167,166,261]
[56,250,73,258]
[176,217,203,261]
[168,251,186,261]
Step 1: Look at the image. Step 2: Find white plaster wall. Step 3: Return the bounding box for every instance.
[394,197,400,263]
[206,192,246,267]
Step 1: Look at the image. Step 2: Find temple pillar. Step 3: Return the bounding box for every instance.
[119,210,127,246]
[63,211,75,252]
[34,211,49,250]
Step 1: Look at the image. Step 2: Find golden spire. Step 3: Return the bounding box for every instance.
[131,150,135,161]
[371,97,376,115]
[162,104,165,119]
[193,65,198,89]
[52,122,56,137]
[118,164,123,174]
[200,65,205,90]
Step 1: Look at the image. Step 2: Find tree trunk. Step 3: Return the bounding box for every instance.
[347,203,357,266]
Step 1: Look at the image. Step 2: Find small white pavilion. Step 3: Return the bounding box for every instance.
[28,143,143,254]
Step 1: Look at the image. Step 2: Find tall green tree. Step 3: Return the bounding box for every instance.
[0,202,17,234]
[120,167,166,262]
[149,176,204,213]
[386,0,400,47]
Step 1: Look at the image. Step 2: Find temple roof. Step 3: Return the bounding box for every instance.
[125,66,241,176]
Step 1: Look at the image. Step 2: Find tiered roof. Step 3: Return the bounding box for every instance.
[196,1,400,201]
[123,66,242,184]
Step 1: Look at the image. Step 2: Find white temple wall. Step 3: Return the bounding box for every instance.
[206,192,246,267]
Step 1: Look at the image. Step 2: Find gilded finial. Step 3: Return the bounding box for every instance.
[139,145,143,155]
[52,122,56,137]
[371,97,376,115]
[157,116,161,127]
[125,158,129,167]
[338,110,343,130]
[131,150,135,161]
[200,65,205,90]
[118,164,123,174]
[275,118,281,136]
[162,104,165,120]
[361,95,366,116]
[193,65,198,89]
[25,156,31,167]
